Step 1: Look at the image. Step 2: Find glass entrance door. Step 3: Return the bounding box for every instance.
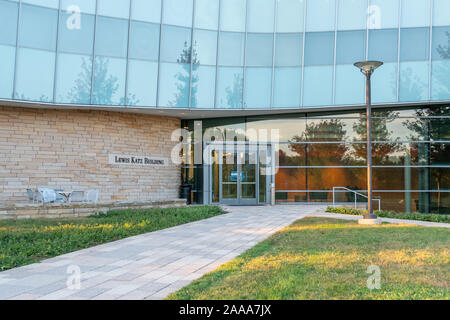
[220,146,257,205]
[208,143,272,205]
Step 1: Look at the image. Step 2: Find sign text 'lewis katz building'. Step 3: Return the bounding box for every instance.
[0,0,449,214]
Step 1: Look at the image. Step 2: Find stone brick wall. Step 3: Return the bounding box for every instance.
[0,106,181,204]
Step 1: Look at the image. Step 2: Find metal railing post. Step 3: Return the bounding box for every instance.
[332,187,335,207]
[332,187,381,211]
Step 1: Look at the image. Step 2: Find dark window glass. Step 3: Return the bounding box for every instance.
[304,32,334,66]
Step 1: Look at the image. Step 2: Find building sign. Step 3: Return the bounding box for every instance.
[108,154,168,166]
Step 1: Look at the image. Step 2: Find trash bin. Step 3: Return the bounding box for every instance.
[179,184,192,205]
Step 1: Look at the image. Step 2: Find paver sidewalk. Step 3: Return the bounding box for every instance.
[0,205,325,300]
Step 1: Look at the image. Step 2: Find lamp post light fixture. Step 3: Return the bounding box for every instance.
[354,61,383,224]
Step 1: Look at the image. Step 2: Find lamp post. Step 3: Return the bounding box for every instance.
[354,61,383,222]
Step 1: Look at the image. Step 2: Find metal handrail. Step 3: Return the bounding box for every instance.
[332,187,381,211]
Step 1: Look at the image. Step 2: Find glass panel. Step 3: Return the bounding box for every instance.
[0,0,18,46]
[276,192,308,203]
[369,29,398,62]
[374,192,450,214]
[308,143,365,166]
[218,32,245,66]
[431,27,450,60]
[308,168,366,191]
[129,21,159,61]
[246,117,307,142]
[247,0,275,33]
[127,59,158,107]
[244,68,271,109]
[399,61,429,102]
[338,0,367,31]
[276,0,304,33]
[336,30,365,65]
[222,184,237,199]
[0,45,15,99]
[273,67,301,108]
[335,64,365,105]
[15,48,55,102]
[306,0,336,32]
[373,142,450,166]
[400,28,430,61]
[191,65,215,108]
[276,168,306,190]
[19,4,58,51]
[305,118,360,141]
[58,12,95,55]
[158,62,190,108]
[216,67,243,109]
[246,33,273,67]
[92,56,126,105]
[55,53,92,104]
[97,0,130,19]
[242,151,257,182]
[220,0,246,32]
[23,0,58,8]
[193,29,217,66]
[302,66,333,106]
[163,0,193,27]
[278,144,306,166]
[368,0,399,29]
[221,152,239,176]
[160,25,192,63]
[275,33,302,67]
[373,168,450,190]
[431,60,450,101]
[433,0,450,26]
[61,0,96,14]
[241,184,256,199]
[304,32,335,66]
[401,0,431,28]
[194,0,219,30]
[95,16,128,58]
[131,0,161,23]
[370,116,427,141]
[371,62,397,103]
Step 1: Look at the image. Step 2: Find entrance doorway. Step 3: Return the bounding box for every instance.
[205,143,274,205]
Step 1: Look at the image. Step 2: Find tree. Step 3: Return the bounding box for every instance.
[433,31,450,100]
[289,119,349,166]
[225,74,244,109]
[169,41,199,108]
[68,56,139,106]
[352,110,402,164]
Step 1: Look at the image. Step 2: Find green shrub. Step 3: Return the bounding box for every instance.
[326,206,450,223]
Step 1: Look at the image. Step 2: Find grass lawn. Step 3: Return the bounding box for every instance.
[168,217,450,300]
[0,206,224,271]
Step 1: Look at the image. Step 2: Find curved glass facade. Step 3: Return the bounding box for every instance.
[1,0,450,109]
[182,105,450,213]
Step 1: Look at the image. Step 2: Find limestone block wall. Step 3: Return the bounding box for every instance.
[0,106,181,204]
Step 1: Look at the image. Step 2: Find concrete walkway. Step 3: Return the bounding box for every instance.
[1,205,448,300]
[0,205,325,300]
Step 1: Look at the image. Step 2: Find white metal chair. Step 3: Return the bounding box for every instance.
[86,190,99,203]
[37,188,56,204]
[70,191,85,203]
[26,188,37,203]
